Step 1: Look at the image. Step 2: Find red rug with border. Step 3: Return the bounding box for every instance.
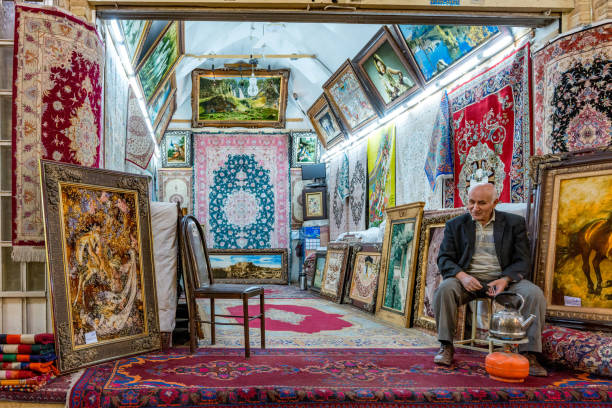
[68,347,612,407]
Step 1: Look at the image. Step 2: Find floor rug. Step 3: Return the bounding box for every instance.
[449,43,530,206]
[194,132,289,249]
[12,4,104,261]
[198,297,438,348]
[0,370,78,403]
[69,348,612,407]
[533,22,612,155]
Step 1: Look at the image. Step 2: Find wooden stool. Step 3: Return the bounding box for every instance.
[454,298,494,353]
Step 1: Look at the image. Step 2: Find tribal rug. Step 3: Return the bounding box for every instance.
[194,132,289,249]
[533,22,612,155]
[290,168,305,229]
[69,347,612,407]
[12,5,103,261]
[367,123,396,227]
[125,87,155,169]
[449,44,530,207]
[348,143,367,232]
[328,153,349,241]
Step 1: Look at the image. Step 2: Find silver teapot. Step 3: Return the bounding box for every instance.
[489,292,536,340]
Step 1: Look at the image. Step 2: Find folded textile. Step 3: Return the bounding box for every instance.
[0,344,54,354]
[0,334,54,345]
[0,352,56,363]
[0,372,52,386]
[0,361,55,373]
[0,369,35,379]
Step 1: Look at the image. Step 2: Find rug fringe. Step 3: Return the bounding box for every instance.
[12,247,46,263]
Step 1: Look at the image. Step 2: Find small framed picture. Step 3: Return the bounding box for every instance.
[320,243,351,303]
[307,94,346,149]
[310,250,327,293]
[346,243,383,312]
[302,187,327,221]
[162,130,192,167]
[290,131,319,167]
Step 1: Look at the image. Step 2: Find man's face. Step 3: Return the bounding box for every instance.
[467,184,498,224]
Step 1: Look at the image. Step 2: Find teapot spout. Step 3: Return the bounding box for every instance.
[521,314,536,330]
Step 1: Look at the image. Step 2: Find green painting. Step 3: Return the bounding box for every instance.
[120,20,148,62]
[138,21,181,102]
[383,220,415,313]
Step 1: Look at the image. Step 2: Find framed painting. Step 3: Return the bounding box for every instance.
[310,250,327,293]
[346,243,382,312]
[191,68,289,128]
[353,27,421,114]
[40,160,160,373]
[154,93,176,144]
[119,20,151,65]
[375,202,425,327]
[323,59,379,134]
[136,21,184,103]
[162,130,191,168]
[532,150,612,325]
[291,131,319,167]
[147,74,176,128]
[413,209,466,337]
[393,24,500,83]
[302,187,327,220]
[208,249,288,284]
[290,168,306,229]
[320,243,351,303]
[157,168,193,214]
[307,94,346,149]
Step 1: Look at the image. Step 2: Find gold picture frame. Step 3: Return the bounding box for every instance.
[307,94,346,149]
[375,202,425,327]
[207,248,288,284]
[40,160,160,373]
[303,187,327,220]
[320,243,351,303]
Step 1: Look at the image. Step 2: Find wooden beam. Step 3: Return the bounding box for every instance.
[184,53,316,59]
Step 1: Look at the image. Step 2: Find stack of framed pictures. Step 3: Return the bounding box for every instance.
[345,243,383,313]
[319,243,352,303]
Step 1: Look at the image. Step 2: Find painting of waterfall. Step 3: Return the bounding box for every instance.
[191,68,289,128]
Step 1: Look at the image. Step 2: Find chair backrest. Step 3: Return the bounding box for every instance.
[180,215,214,289]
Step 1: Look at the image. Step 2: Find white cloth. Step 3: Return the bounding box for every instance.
[150,201,178,332]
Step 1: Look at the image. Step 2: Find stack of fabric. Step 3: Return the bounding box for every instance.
[0,333,57,392]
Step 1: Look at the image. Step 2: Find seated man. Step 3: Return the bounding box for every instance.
[433,182,547,376]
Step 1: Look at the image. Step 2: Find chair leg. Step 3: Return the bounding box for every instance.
[260,291,265,349]
[210,298,216,345]
[243,295,250,358]
[189,299,196,354]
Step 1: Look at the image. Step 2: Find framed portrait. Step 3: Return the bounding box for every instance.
[532,150,612,325]
[291,131,319,167]
[310,250,327,293]
[375,202,425,327]
[40,160,160,373]
[136,21,184,103]
[162,130,191,168]
[353,27,421,114]
[320,243,351,303]
[413,209,466,337]
[191,68,289,128]
[323,59,379,134]
[346,243,382,312]
[307,94,346,149]
[119,20,151,65]
[147,74,176,129]
[157,168,193,214]
[154,93,176,144]
[393,24,500,83]
[207,249,288,284]
[302,187,327,220]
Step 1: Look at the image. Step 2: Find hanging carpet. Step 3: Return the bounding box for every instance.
[12,5,104,262]
[348,142,367,232]
[194,132,289,249]
[328,154,349,241]
[449,44,531,207]
[125,88,155,169]
[424,91,453,191]
[290,168,305,230]
[533,22,612,155]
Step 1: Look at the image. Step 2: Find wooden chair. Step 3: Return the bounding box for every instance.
[179,215,265,357]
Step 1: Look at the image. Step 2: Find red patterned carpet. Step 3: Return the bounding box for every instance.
[68,348,612,407]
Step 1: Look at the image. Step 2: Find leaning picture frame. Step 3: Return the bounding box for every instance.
[323,59,379,134]
[191,68,290,128]
[413,209,466,336]
[40,160,160,373]
[154,93,176,144]
[207,248,288,284]
[162,130,192,168]
[307,94,346,149]
[147,73,176,129]
[310,249,327,293]
[346,243,383,312]
[531,150,612,326]
[375,202,425,327]
[320,242,351,303]
[353,26,421,114]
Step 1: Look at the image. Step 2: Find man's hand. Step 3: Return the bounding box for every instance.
[487,277,511,297]
[456,271,482,292]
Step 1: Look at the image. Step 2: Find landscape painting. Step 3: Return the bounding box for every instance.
[137,21,183,102]
[208,249,288,284]
[396,25,499,82]
[147,75,175,127]
[120,20,150,63]
[192,69,289,128]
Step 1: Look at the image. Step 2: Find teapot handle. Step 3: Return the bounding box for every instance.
[494,291,525,312]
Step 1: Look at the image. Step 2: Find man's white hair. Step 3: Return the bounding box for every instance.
[467,182,499,201]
